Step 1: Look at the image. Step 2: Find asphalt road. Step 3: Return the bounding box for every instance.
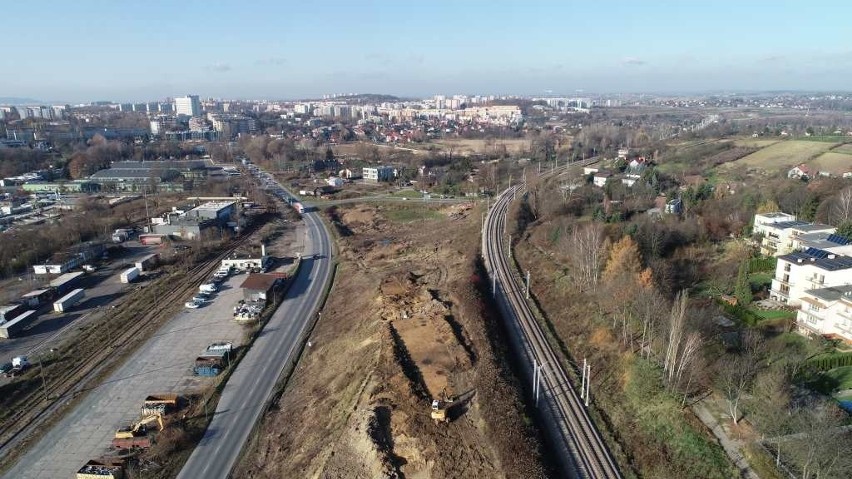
[177,173,334,478]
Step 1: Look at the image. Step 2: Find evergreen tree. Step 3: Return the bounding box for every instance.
[734,261,752,306]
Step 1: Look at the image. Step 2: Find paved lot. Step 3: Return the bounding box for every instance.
[0,242,161,363]
[3,274,248,479]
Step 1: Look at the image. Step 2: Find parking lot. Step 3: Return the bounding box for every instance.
[0,241,162,364]
[3,273,249,479]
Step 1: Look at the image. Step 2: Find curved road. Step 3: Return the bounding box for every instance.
[178,170,333,478]
[482,185,621,479]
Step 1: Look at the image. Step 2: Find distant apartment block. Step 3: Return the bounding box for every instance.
[175,95,201,117]
[363,166,395,182]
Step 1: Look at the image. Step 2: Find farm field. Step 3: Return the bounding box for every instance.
[834,143,852,155]
[731,138,780,148]
[429,137,533,155]
[809,151,852,175]
[723,140,838,171]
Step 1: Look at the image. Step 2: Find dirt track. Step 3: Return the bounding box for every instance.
[237,202,548,478]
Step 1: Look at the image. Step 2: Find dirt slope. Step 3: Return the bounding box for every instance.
[236,203,546,479]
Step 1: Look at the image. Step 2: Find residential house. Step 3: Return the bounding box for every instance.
[769,248,852,306]
[665,198,683,215]
[593,171,612,188]
[795,284,852,342]
[792,232,852,256]
[363,166,395,182]
[753,213,834,256]
[788,164,811,180]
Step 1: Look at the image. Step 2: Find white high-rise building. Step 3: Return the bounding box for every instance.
[174,95,201,117]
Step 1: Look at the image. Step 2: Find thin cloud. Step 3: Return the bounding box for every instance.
[623,57,647,66]
[206,63,232,72]
[256,57,287,66]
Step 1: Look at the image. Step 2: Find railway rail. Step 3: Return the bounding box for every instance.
[0,228,257,463]
[482,181,621,479]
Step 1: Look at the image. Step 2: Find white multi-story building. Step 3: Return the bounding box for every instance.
[795,284,852,342]
[769,249,852,306]
[792,231,852,256]
[752,212,834,256]
[363,166,395,182]
[175,95,201,117]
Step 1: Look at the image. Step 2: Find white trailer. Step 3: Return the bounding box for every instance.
[135,253,159,272]
[120,267,140,284]
[54,288,85,313]
[0,310,36,339]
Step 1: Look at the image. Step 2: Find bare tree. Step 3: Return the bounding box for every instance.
[663,291,689,382]
[830,186,852,225]
[562,222,607,290]
[716,331,764,425]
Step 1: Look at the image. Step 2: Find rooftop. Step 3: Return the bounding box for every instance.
[796,232,852,249]
[779,248,852,271]
[766,220,809,230]
[794,223,835,233]
[240,273,280,292]
[805,284,852,303]
[758,212,796,219]
[191,201,236,212]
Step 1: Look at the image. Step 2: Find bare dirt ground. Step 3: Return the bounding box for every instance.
[237,202,547,478]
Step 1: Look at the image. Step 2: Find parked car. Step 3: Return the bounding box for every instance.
[185,301,201,309]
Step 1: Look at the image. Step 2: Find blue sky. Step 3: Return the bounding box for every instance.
[3,0,852,102]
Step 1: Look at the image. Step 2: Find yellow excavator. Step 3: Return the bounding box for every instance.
[430,389,453,424]
[114,414,164,439]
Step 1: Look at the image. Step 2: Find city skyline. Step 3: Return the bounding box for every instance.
[3,0,852,103]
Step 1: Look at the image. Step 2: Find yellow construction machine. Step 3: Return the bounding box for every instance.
[114,414,164,439]
[430,389,453,424]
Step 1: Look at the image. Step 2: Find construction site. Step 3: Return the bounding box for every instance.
[237,201,547,478]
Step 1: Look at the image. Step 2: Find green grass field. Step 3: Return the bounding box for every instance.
[724,140,838,171]
[389,189,425,198]
[748,307,795,320]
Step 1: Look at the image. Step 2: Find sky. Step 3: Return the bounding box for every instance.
[3,0,852,102]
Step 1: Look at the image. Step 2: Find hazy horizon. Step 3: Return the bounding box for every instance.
[4,0,852,103]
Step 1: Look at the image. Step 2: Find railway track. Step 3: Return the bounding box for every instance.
[482,183,621,479]
[0,229,256,461]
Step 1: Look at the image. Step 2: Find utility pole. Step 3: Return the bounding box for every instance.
[525,270,531,299]
[585,361,591,407]
[533,358,538,403]
[492,274,496,298]
[581,357,587,401]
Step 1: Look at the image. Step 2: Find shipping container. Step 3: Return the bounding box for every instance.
[20,288,54,307]
[49,271,85,294]
[0,303,25,322]
[120,267,140,284]
[134,253,159,272]
[0,310,36,339]
[54,288,85,313]
[138,234,165,245]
